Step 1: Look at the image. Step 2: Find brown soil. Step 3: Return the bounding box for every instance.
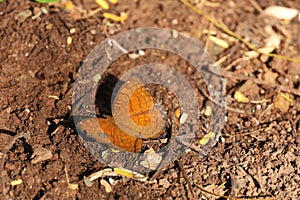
[1,0,300,199]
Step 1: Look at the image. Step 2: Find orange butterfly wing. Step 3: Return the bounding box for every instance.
[77,79,163,152]
[113,79,164,139]
[77,117,142,152]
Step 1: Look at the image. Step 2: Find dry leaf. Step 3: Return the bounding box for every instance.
[234,91,249,103]
[199,132,215,146]
[11,179,23,186]
[174,108,181,119]
[180,112,188,124]
[258,46,275,54]
[64,0,74,10]
[67,36,72,45]
[264,6,299,20]
[140,148,162,170]
[96,0,109,10]
[101,179,112,192]
[83,176,93,187]
[68,183,78,190]
[263,70,278,84]
[113,167,147,181]
[264,26,281,49]
[108,0,118,3]
[273,93,291,113]
[244,50,259,59]
[204,105,212,116]
[103,12,128,22]
[31,145,53,164]
[208,35,229,49]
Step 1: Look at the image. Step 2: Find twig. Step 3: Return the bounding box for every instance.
[0,83,18,90]
[180,0,300,63]
[177,160,195,199]
[198,87,246,114]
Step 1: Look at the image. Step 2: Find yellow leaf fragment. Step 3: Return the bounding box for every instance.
[208,35,229,49]
[65,0,74,10]
[48,95,60,100]
[204,105,212,116]
[111,148,120,153]
[103,12,128,22]
[11,179,22,186]
[108,0,118,4]
[67,36,72,45]
[113,167,147,181]
[234,91,249,103]
[113,167,135,178]
[96,0,110,10]
[100,179,112,193]
[218,181,226,188]
[199,132,215,146]
[280,93,292,102]
[174,108,181,119]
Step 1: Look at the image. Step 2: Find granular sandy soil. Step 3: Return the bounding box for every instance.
[0,0,300,199]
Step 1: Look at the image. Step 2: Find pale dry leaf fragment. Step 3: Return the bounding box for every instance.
[128,53,140,59]
[263,70,278,84]
[88,168,117,182]
[244,50,259,59]
[204,105,212,116]
[265,34,281,49]
[70,28,76,34]
[100,179,112,193]
[244,46,275,60]
[159,178,170,189]
[264,6,299,20]
[68,183,78,190]
[208,35,229,49]
[180,112,188,124]
[258,46,275,55]
[273,93,292,113]
[16,10,32,21]
[203,184,226,197]
[31,145,53,164]
[83,176,93,187]
[140,148,162,170]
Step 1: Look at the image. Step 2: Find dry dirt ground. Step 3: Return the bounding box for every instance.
[0,0,300,199]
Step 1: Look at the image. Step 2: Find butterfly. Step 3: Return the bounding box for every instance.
[77,79,164,152]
